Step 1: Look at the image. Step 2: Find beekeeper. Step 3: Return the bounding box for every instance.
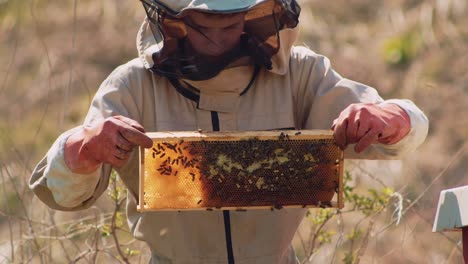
[30,0,428,263]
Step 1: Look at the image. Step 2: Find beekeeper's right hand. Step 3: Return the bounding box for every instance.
[64,116,153,174]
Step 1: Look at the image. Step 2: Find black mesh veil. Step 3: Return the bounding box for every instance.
[140,0,300,80]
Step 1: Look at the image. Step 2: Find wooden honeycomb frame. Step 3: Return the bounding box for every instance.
[138,130,344,211]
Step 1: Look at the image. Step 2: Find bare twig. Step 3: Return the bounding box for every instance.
[348,161,387,188]
[330,210,345,264]
[61,0,78,131]
[110,175,130,264]
[0,19,18,96]
[92,208,100,263]
[19,222,24,263]
[72,248,93,263]
[355,218,375,264]
[0,170,15,262]
[26,0,57,180]
[310,217,332,256]
[47,210,72,262]
[301,210,336,264]
[296,227,308,261]
[409,207,462,253]
[0,132,32,174]
[377,142,468,234]
[23,224,102,241]
[443,240,462,264]
[0,161,42,263]
[100,248,128,263]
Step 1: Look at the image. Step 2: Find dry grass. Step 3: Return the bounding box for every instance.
[1,0,467,263]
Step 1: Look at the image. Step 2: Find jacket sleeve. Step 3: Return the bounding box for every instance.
[291,47,428,159]
[29,62,143,210]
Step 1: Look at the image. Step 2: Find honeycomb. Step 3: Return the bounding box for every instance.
[138,130,343,211]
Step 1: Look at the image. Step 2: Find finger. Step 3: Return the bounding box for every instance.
[119,126,153,148]
[333,118,348,150]
[377,123,398,144]
[331,118,338,130]
[115,145,131,159]
[346,117,359,145]
[100,151,126,168]
[356,118,370,140]
[113,153,129,163]
[109,155,127,168]
[115,134,134,152]
[379,135,401,145]
[113,115,146,133]
[354,128,381,153]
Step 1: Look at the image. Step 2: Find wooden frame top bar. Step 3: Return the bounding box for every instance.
[145,130,334,141]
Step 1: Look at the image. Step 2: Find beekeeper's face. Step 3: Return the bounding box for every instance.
[184,11,245,57]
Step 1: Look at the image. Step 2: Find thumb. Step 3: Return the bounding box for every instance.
[120,126,153,148]
[354,129,380,153]
[331,118,338,130]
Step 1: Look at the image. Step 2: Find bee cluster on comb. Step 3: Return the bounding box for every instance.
[138,130,344,211]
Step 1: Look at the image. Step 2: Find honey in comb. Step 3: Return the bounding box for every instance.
[140,131,343,211]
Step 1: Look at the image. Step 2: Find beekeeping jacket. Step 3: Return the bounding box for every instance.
[29,1,429,263]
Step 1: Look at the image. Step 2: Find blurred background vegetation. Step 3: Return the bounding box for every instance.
[0,0,467,263]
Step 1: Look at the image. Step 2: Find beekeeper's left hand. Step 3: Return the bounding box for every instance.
[332,103,411,153]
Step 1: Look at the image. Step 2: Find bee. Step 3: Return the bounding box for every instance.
[190,172,196,181]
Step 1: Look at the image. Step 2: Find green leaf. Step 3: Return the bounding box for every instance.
[100,224,112,237]
[125,248,141,257]
[382,31,421,67]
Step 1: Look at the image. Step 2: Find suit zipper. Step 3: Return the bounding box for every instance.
[210,111,235,264]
